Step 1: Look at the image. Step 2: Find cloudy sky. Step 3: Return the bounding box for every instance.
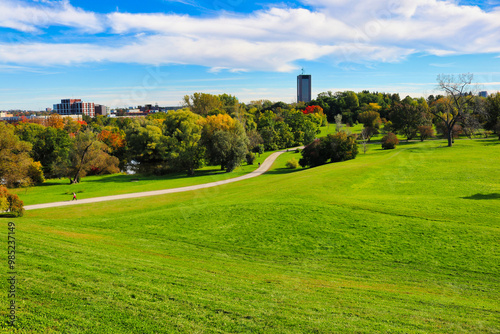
[1,0,500,110]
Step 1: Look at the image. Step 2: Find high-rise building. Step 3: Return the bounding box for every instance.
[478,91,488,98]
[53,99,95,117]
[297,74,312,103]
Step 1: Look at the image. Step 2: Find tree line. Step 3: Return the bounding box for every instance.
[1,74,500,192]
[0,97,326,189]
[309,77,500,147]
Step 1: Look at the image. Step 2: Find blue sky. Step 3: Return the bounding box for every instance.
[1,0,500,110]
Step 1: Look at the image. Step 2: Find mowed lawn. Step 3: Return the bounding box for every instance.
[11,151,275,206]
[1,138,499,333]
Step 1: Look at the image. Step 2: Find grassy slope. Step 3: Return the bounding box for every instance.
[1,138,499,333]
[11,151,274,206]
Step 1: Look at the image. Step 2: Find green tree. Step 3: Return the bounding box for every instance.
[66,130,120,183]
[484,92,500,132]
[126,120,169,174]
[389,102,427,141]
[0,122,34,187]
[183,93,223,116]
[163,109,205,176]
[299,132,358,168]
[358,110,381,142]
[16,123,71,178]
[201,114,249,172]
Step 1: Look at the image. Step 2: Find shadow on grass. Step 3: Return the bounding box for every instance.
[462,193,500,200]
[0,213,19,218]
[265,168,306,175]
[30,180,69,187]
[80,169,228,183]
[473,138,500,145]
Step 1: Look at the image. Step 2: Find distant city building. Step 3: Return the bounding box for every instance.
[95,104,110,116]
[53,99,95,117]
[46,107,52,112]
[478,91,488,98]
[297,74,312,103]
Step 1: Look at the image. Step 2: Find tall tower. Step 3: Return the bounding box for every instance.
[297,71,312,103]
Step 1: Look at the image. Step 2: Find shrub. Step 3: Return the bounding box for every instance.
[381,132,399,149]
[246,152,256,165]
[0,186,24,217]
[299,132,358,167]
[286,158,299,169]
[252,144,265,156]
[7,194,24,217]
[417,126,434,142]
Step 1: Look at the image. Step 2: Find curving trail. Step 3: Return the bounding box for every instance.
[25,148,299,211]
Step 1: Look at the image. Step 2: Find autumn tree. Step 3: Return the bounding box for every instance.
[381,133,399,149]
[431,73,476,147]
[63,117,84,134]
[0,186,24,217]
[0,122,35,187]
[417,125,434,141]
[200,114,249,172]
[98,126,127,168]
[46,113,65,129]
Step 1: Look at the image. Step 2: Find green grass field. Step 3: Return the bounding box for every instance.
[11,151,275,206]
[1,138,499,333]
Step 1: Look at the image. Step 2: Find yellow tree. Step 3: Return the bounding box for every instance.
[46,114,64,129]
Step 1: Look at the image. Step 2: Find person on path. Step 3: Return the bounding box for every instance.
[72,192,77,201]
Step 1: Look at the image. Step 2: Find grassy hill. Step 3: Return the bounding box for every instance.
[1,138,499,333]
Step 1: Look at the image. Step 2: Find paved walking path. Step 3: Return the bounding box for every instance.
[25,148,298,211]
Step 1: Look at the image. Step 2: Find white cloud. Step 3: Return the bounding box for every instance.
[0,0,499,71]
[0,0,104,33]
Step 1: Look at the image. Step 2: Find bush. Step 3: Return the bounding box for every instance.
[7,194,24,217]
[417,126,434,142]
[381,132,399,149]
[246,152,256,165]
[0,186,24,217]
[286,158,299,169]
[299,132,358,167]
[252,144,265,156]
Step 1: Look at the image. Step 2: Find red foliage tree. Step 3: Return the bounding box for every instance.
[302,105,324,115]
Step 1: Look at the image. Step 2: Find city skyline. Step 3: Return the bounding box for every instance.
[1,0,500,110]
